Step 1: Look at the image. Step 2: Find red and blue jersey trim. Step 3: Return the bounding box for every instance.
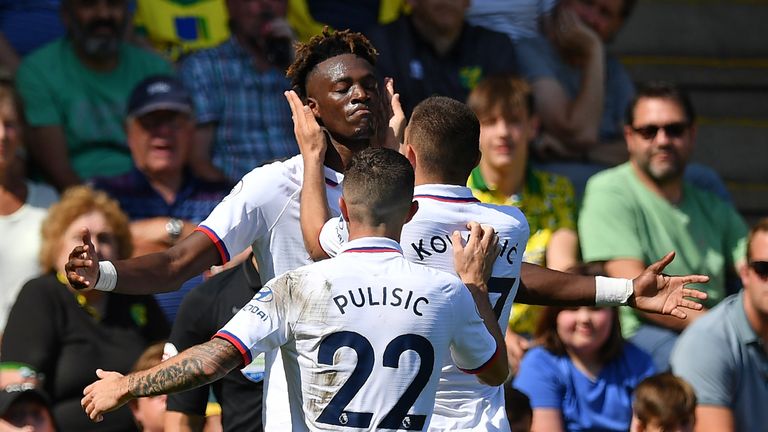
[195,225,231,264]
[342,246,402,254]
[414,194,480,203]
[214,330,253,366]
[458,344,501,375]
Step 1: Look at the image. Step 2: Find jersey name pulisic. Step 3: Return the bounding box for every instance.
[195,155,344,431]
[215,237,498,432]
[319,184,530,431]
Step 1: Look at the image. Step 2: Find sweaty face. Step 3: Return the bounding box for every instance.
[306,54,381,142]
[127,110,194,177]
[65,0,128,59]
[562,0,624,42]
[626,97,693,185]
[478,107,533,171]
[556,307,614,358]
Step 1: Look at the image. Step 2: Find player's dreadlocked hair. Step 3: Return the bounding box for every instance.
[286,28,378,99]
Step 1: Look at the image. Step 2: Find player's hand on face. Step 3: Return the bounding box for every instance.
[452,222,500,291]
[64,228,98,291]
[285,90,328,161]
[631,251,709,319]
[81,369,129,423]
[380,77,405,151]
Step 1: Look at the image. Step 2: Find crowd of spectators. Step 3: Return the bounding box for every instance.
[0,0,762,431]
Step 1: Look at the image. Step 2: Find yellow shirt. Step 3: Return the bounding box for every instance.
[134,0,230,61]
[468,166,577,335]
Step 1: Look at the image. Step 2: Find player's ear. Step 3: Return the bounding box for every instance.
[340,197,349,222]
[405,200,419,224]
[307,97,320,117]
[403,144,417,167]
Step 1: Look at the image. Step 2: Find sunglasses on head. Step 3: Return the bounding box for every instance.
[630,122,689,140]
[749,261,768,279]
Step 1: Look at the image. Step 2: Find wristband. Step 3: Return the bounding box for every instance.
[94,261,117,292]
[595,276,633,306]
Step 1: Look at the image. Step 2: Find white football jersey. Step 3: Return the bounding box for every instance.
[319,184,530,431]
[196,155,344,431]
[216,237,498,432]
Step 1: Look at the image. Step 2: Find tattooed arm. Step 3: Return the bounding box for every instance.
[81,338,241,422]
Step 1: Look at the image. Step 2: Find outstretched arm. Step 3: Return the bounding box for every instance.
[517,252,709,319]
[65,229,221,294]
[82,338,241,422]
[285,90,332,261]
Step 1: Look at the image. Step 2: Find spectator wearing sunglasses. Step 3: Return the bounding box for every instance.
[670,218,768,432]
[578,81,749,371]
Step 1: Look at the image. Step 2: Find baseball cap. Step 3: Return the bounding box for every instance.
[0,383,51,417]
[126,75,193,118]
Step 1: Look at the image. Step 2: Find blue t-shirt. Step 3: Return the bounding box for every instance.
[514,344,655,432]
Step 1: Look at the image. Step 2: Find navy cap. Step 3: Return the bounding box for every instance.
[0,384,51,417]
[127,75,193,118]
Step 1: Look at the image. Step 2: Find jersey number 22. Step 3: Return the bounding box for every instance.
[317,331,434,430]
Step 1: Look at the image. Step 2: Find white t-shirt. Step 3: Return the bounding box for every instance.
[216,237,498,432]
[319,184,530,431]
[0,181,57,331]
[197,155,344,430]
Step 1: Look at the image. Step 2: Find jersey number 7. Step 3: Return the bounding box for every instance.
[316,331,434,430]
[488,277,517,320]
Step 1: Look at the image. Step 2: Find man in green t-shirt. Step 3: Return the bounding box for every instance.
[578,81,748,371]
[16,0,172,191]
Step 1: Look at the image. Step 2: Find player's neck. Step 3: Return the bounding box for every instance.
[414,170,465,187]
[325,135,370,173]
[347,223,402,244]
[479,159,525,198]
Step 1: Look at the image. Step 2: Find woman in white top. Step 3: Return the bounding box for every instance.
[0,79,57,333]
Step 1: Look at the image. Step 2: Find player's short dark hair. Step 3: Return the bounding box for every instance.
[343,148,414,226]
[633,372,696,430]
[467,75,534,121]
[286,28,378,99]
[407,96,480,184]
[625,81,696,126]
